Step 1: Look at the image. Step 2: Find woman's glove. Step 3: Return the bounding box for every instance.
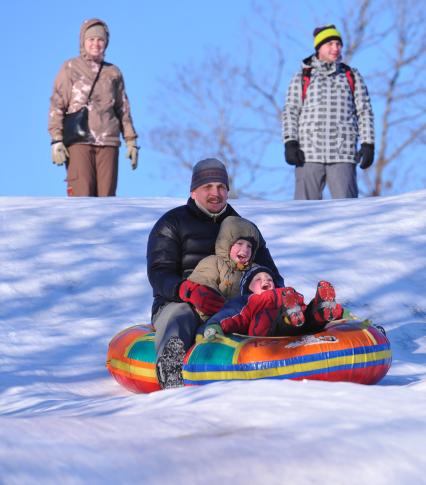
[179,280,225,316]
[204,324,224,340]
[126,140,139,170]
[51,141,69,166]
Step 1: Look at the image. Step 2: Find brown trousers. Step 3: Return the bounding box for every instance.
[66,145,119,197]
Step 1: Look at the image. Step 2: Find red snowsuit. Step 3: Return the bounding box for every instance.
[219,288,308,336]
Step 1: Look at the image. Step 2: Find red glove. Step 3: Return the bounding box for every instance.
[179,280,225,316]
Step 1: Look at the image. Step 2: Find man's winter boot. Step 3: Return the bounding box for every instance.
[156,337,186,390]
[309,281,343,324]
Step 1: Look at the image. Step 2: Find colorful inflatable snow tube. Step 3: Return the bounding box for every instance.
[106,317,391,393]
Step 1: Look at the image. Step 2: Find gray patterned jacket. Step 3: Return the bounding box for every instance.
[282,55,374,164]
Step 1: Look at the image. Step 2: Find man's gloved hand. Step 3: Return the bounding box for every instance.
[358,143,375,169]
[126,140,139,170]
[204,324,224,340]
[285,141,305,166]
[179,280,225,316]
[51,141,69,166]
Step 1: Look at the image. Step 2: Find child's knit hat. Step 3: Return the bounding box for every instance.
[240,265,280,295]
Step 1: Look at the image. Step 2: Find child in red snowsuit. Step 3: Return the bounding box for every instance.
[203,265,343,339]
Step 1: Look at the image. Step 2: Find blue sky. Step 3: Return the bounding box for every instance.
[1,0,424,199]
[1,0,251,197]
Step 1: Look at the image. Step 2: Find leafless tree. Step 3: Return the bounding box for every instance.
[149,50,276,198]
[362,0,426,195]
[148,1,292,198]
[148,0,426,198]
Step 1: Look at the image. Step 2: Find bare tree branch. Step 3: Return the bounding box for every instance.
[148,0,426,199]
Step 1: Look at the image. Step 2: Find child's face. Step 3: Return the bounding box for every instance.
[230,239,252,265]
[249,272,275,294]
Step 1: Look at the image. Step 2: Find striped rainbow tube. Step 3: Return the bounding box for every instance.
[106,319,391,394]
[106,324,160,393]
[183,320,391,386]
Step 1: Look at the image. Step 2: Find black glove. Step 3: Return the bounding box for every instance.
[357,143,375,169]
[285,141,305,166]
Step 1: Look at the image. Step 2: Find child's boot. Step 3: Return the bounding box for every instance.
[309,281,343,324]
[279,287,307,327]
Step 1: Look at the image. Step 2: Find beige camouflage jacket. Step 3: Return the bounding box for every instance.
[48,18,137,146]
[189,216,261,300]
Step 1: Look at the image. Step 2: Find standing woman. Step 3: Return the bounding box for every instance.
[48,18,139,196]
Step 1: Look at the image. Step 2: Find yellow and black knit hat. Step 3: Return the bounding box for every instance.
[313,24,343,51]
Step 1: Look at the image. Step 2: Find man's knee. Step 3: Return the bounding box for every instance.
[295,163,325,200]
[153,302,200,356]
[327,163,358,198]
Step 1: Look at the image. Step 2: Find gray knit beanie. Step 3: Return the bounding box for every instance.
[190,158,229,192]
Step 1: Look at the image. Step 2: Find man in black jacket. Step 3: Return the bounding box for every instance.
[147,158,283,389]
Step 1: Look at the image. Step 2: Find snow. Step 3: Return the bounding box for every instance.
[1,191,426,484]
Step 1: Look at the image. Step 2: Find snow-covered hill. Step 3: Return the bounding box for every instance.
[1,192,426,484]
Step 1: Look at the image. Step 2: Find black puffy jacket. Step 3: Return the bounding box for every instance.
[147,198,283,317]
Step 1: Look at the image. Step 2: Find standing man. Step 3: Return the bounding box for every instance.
[147,158,283,389]
[282,24,375,200]
[48,18,139,196]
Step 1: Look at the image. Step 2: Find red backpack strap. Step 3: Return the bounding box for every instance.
[302,64,355,101]
[341,63,355,95]
[301,67,312,102]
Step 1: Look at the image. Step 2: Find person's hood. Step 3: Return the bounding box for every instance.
[79,18,109,62]
[215,216,260,266]
[301,54,342,75]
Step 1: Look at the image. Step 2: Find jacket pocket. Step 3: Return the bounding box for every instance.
[337,123,358,158]
[66,166,78,183]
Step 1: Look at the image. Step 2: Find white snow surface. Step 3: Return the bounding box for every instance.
[1,191,426,484]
